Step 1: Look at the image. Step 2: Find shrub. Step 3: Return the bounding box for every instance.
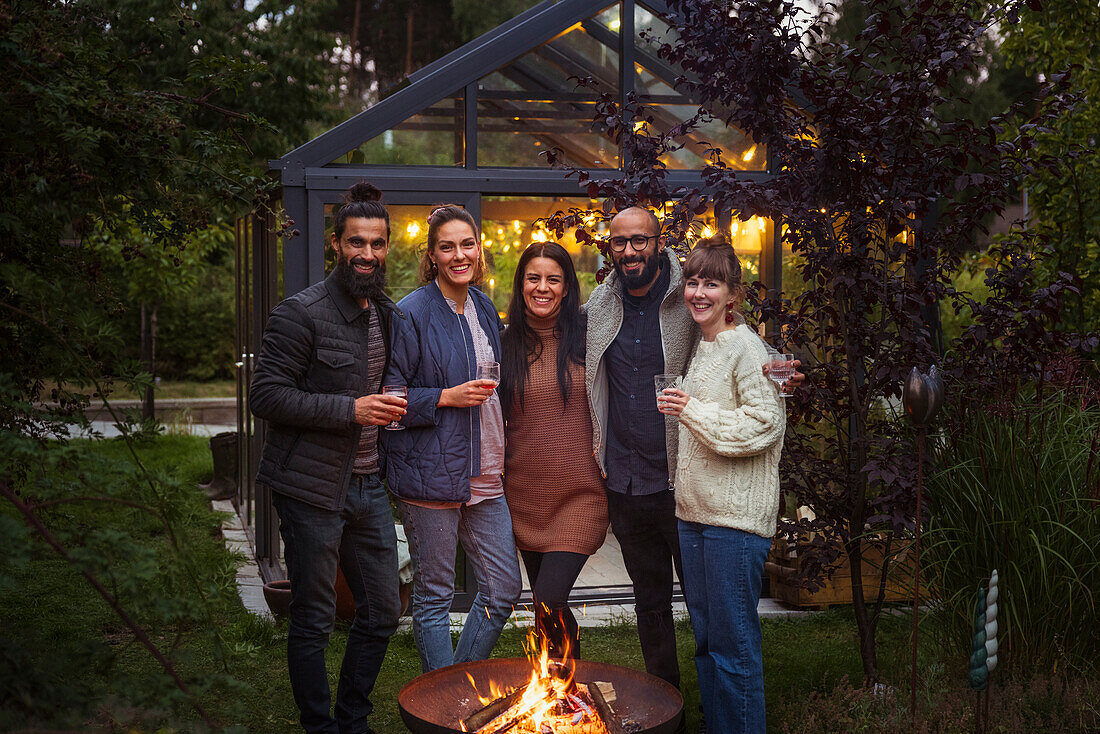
[926,387,1099,675]
[781,671,1099,733]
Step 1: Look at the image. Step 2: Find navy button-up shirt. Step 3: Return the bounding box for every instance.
[605,258,672,495]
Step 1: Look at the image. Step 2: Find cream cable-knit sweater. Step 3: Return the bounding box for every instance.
[675,324,786,538]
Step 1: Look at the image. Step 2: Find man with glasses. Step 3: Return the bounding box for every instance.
[584,206,801,715]
[584,206,695,695]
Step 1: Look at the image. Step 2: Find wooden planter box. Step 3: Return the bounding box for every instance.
[765,535,918,609]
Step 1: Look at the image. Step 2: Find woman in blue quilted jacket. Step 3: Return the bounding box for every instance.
[381,205,522,672]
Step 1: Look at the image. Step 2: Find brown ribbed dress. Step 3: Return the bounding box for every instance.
[504,315,609,554]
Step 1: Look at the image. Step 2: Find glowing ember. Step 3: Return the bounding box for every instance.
[462,628,613,734]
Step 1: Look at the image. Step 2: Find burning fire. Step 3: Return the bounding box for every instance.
[462,626,610,733]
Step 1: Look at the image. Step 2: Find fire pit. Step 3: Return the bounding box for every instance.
[398,657,683,734]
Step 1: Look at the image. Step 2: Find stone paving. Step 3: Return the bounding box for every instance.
[213,498,811,629]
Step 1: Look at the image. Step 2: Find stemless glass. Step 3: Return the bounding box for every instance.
[766,353,795,398]
[381,385,407,430]
[654,374,682,412]
[476,361,500,387]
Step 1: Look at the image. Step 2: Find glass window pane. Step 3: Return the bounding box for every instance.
[640,104,761,171]
[477,100,618,168]
[477,5,620,168]
[634,5,682,98]
[481,196,609,316]
[671,208,771,287]
[324,203,441,302]
[332,95,464,166]
[635,4,764,170]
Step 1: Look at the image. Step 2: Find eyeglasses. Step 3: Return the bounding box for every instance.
[607,234,659,252]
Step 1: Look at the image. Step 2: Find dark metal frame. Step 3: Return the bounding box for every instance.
[241,0,783,609]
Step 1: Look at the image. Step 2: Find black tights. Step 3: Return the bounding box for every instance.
[520,550,589,659]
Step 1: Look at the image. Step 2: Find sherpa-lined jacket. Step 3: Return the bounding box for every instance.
[250,272,399,511]
[584,252,699,480]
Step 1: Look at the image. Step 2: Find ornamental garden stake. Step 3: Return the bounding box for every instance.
[903,365,944,716]
[968,569,1000,734]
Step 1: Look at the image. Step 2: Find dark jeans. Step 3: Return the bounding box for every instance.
[520,550,589,659]
[273,473,401,734]
[605,488,684,689]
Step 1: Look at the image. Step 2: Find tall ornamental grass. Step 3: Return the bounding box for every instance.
[926,389,1099,674]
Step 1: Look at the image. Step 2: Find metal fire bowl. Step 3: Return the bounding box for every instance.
[398,657,683,734]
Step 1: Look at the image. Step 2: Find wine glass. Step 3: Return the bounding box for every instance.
[766,353,795,397]
[476,361,500,387]
[382,385,407,430]
[654,374,682,412]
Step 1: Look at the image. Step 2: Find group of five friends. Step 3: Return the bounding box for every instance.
[251,182,803,734]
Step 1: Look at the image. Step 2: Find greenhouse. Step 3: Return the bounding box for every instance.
[237,0,785,605]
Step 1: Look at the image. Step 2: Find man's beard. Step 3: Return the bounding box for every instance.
[614,250,661,290]
[334,255,387,302]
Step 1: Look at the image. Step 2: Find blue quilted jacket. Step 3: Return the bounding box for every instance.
[381,281,503,503]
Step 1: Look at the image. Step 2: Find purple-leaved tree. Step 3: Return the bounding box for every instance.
[546,0,1090,683]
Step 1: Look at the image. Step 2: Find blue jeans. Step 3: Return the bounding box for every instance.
[678,520,771,734]
[399,495,522,672]
[273,474,401,734]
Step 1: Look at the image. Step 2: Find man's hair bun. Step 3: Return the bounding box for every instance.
[346,182,383,204]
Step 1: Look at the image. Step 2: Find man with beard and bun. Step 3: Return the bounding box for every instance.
[251,182,406,734]
[584,207,801,728]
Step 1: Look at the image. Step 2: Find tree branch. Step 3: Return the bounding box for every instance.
[0,480,218,729]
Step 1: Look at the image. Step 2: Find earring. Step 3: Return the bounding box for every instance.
[430,260,438,276]
[725,304,736,324]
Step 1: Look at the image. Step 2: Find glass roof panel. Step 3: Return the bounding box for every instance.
[331,93,464,166]
[635,3,764,170]
[477,4,620,169]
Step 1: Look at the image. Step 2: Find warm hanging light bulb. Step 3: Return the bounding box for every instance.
[406,221,421,238]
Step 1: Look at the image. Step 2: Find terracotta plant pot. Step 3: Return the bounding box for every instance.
[265,574,411,623]
[262,579,292,621]
[336,568,412,621]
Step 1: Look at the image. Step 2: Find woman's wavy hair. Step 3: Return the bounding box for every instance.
[500,243,585,413]
[418,205,485,285]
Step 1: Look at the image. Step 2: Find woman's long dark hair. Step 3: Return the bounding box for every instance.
[500,243,585,412]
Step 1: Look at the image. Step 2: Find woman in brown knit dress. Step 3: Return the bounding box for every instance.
[501,242,609,659]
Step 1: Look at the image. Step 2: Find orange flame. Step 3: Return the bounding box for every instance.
[465,621,604,733]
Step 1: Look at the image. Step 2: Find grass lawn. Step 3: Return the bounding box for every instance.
[2,435,1095,733]
[45,379,237,401]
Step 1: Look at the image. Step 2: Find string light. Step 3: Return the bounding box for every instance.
[406,221,421,238]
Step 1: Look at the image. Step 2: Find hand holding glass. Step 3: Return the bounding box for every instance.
[766,354,796,398]
[654,374,682,412]
[382,385,407,430]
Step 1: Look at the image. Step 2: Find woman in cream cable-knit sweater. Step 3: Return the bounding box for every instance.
[658,236,786,734]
